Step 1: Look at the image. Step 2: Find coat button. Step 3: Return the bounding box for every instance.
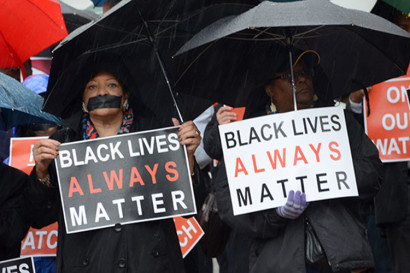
[114,223,122,232]
[82,257,89,266]
[152,249,160,257]
[118,259,126,268]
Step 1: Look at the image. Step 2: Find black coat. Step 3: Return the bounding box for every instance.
[214,110,383,273]
[24,115,198,273]
[0,163,30,260]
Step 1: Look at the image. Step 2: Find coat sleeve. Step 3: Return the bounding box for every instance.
[214,159,289,239]
[203,104,224,160]
[0,164,30,248]
[344,110,383,200]
[23,129,73,229]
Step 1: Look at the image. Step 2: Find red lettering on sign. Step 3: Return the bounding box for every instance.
[309,143,322,162]
[129,166,145,187]
[293,146,308,166]
[329,141,341,161]
[145,164,159,184]
[103,169,124,190]
[252,154,265,173]
[267,149,286,169]
[165,161,179,182]
[234,157,248,177]
[88,174,101,194]
[68,177,84,197]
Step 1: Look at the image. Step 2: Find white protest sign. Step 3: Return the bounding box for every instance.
[219,107,357,215]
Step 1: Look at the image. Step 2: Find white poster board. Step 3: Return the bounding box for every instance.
[219,107,358,215]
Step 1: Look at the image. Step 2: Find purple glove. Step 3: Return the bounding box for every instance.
[276,190,309,219]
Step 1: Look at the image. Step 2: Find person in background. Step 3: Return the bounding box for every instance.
[213,49,382,273]
[17,74,59,273]
[0,163,30,261]
[348,5,410,272]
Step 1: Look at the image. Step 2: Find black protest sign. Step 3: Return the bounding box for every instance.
[0,257,35,273]
[55,126,196,233]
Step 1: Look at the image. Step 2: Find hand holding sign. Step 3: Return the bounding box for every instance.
[276,190,308,219]
[216,106,238,124]
[33,138,61,178]
[172,118,201,174]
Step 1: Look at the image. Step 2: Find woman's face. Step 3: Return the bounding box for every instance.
[265,61,314,113]
[83,72,127,117]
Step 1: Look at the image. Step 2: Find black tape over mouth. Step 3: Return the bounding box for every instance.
[87,95,122,111]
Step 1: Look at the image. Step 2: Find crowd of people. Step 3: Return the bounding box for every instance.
[0,1,409,273]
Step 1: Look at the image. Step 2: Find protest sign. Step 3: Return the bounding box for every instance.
[0,256,35,273]
[9,137,47,175]
[364,75,410,162]
[219,107,357,215]
[21,222,58,257]
[55,126,196,233]
[174,216,204,258]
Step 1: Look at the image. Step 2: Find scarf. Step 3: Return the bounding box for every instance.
[81,108,134,140]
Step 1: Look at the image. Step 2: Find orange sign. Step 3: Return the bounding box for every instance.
[21,222,58,257]
[230,107,245,121]
[9,137,47,175]
[364,74,410,162]
[174,216,204,258]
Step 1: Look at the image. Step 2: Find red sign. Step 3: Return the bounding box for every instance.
[364,72,410,162]
[9,137,47,175]
[174,216,204,258]
[20,222,58,257]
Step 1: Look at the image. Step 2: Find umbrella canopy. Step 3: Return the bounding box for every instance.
[0,72,62,130]
[382,0,410,16]
[174,0,410,108]
[43,0,256,122]
[0,0,68,72]
[60,0,100,33]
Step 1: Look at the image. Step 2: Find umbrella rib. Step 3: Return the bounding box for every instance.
[174,41,217,86]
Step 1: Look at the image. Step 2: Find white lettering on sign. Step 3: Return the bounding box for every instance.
[59,134,181,169]
[68,191,188,227]
[21,230,58,250]
[386,86,408,103]
[177,219,198,247]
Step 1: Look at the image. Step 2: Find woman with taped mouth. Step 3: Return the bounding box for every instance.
[208,49,383,273]
[24,55,201,273]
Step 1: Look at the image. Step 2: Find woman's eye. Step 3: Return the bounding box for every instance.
[87,84,97,90]
[108,83,118,88]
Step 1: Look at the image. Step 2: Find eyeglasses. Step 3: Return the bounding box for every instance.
[272,69,314,83]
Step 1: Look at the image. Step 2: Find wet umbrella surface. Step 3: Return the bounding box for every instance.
[173,0,410,108]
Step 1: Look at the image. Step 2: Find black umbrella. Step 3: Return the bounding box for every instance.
[173,0,410,110]
[43,0,257,124]
[60,1,100,33]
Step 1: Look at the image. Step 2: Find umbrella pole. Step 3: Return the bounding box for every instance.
[137,9,184,123]
[286,37,297,111]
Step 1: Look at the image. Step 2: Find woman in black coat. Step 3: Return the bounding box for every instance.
[0,163,30,260]
[212,51,383,273]
[25,58,201,273]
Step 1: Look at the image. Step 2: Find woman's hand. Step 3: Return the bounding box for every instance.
[172,118,201,174]
[276,190,309,219]
[216,105,237,125]
[33,139,61,179]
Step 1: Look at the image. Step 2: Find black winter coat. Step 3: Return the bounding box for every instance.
[0,163,30,260]
[24,115,197,273]
[214,110,382,273]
